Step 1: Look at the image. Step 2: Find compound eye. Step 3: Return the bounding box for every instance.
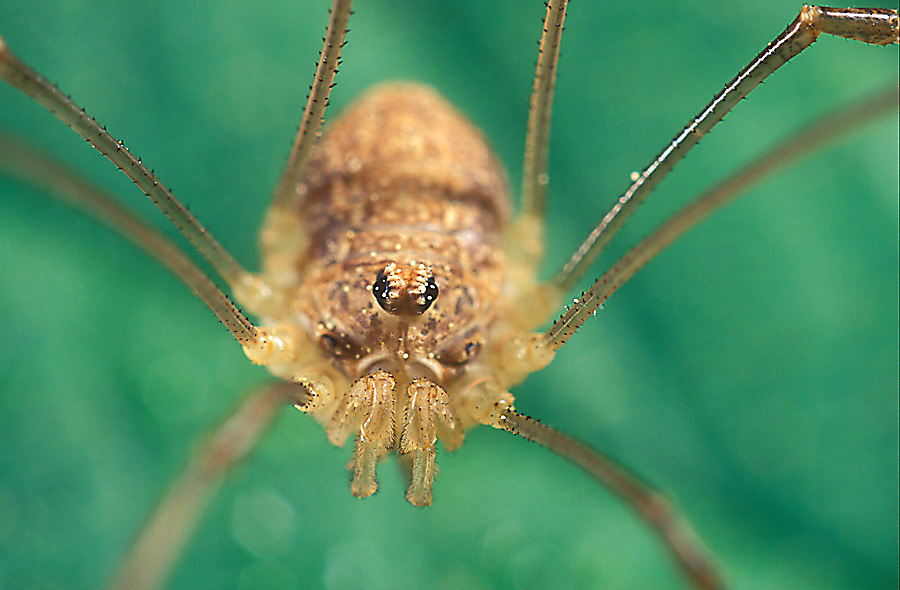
[372,262,439,316]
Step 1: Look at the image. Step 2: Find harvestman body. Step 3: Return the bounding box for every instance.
[0,1,897,588]
[244,84,539,506]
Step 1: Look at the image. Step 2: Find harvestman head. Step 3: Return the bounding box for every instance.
[0,1,896,589]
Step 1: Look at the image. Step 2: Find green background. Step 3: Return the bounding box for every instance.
[0,0,897,588]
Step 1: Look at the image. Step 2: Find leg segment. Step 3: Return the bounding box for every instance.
[0,23,328,365]
[0,132,257,346]
[0,35,249,289]
[252,0,353,311]
[520,0,569,221]
[110,381,305,590]
[495,408,724,590]
[504,0,570,329]
[268,0,353,212]
[544,83,899,350]
[549,6,899,295]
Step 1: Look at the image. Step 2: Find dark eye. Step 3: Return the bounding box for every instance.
[372,263,439,316]
[372,268,397,314]
[422,276,439,309]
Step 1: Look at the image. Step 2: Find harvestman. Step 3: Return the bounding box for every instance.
[0,1,897,588]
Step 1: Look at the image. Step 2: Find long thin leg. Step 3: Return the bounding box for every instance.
[268,0,353,212]
[496,409,723,590]
[110,381,306,590]
[502,0,570,328]
[520,0,569,222]
[0,38,324,361]
[0,132,257,346]
[0,35,249,288]
[545,83,899,350]
[550,6,899,295]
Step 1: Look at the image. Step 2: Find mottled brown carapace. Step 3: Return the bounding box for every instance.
[296,84,509,373]
[241,85,555,506]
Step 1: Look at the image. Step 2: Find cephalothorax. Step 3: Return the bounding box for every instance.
[0,1,896,588]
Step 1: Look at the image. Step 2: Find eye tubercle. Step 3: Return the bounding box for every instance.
[372,262,439,316]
